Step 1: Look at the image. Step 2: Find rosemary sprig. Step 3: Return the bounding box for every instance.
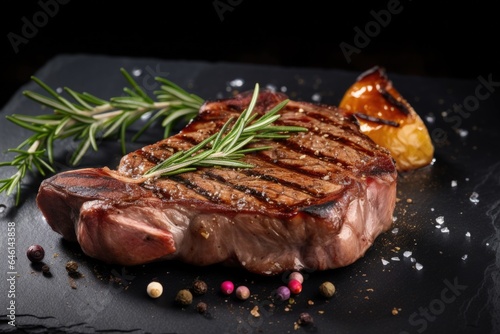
[141,83,307,180]
[1,72,307,205]
[0,141,54,205]
[0,68,203,204]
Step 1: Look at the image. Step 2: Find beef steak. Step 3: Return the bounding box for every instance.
[36,90,397,275]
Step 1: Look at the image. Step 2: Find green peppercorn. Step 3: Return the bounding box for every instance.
[319,281,336,298]
[175,289,193,306]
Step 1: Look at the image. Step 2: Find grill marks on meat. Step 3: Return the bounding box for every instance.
[36,90,397,275]
[120,96,392,209]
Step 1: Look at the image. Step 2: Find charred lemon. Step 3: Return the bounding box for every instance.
[339,66,434,171]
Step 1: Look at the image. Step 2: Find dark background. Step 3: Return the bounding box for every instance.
[1,0,499,109]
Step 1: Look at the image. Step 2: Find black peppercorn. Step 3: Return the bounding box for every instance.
[196,302,208,314]
[298,312,314,326]
[41,264,52,277]
[192,279,208,295]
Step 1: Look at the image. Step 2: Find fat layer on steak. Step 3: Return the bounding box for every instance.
[36,90,397,275]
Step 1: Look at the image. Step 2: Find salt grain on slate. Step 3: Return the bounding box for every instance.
[403,251,412,258]
[436,216,445,225]
[391,257,400,261]
[462,254,468,261]
[391,228,399,234]
[470,192,480,204]
[441,227,450,233]
[451,180,457,187]
[381,259,390,266]
[457,129,468,137]
[465,232,471,237]
[415,263,423,270]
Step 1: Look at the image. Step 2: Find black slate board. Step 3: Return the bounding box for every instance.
[1,54,499,334]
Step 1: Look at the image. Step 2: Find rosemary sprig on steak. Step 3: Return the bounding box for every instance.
[0,72,305,205]
[1,68,203,205]
[142,83,307,179]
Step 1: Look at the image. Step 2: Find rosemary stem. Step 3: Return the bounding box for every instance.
[91,102,173,120]
[209,152,227,159]
[87,103,113,115]
[91,109,124,120]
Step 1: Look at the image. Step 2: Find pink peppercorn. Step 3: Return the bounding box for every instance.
[235,286,250,300]
[288,271,304,283]
[274,286,291,301]
[220,280,234,295]
[288,279,302,294]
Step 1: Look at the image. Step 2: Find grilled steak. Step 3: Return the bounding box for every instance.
[36,90,397,275]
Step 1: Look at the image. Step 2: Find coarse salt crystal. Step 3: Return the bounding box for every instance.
[451,180,457,187]
[465,232,471,238]
[391,257,400,261]
[436,216,445,225]
[415,263,423,271]
[391,228,399,234]
[381,259,389,266]
[403,251,412,258]
[311,93,321,102]
[132,68,142,76]
[462,254,468,261]
[470,192,480,204]
[441,227,450,233]
[435,225,441,229]
[457,128,468,137]
[410,257,416,263]
[229,78,244,87]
